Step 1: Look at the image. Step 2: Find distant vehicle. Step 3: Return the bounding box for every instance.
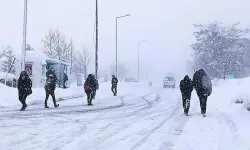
[163,76,176,88]
[124,77,137,82]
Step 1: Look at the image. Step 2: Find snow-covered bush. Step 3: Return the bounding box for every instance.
[233,92,249,104]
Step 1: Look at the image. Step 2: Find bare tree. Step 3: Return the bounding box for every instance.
[1,47,15,74]
[41,29,56,58]
[73,46,92,79]
[68,38,76,74]
[0,45,11,60]
[54,28,65,60]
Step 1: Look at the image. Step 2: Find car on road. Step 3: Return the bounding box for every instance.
[163,76,176,88]
[124,77,137,82]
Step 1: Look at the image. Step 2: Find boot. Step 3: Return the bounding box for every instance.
[53,100,59,108]
[20,106,27,111]
[184,109,188,116]
[45,101,49,108]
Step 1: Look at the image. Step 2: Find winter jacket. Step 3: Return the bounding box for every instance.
[18,71,32,96]
[193,69,212,97]
[111,77,118,85]
[46,69,57,82]
[180,75,193,95]
[45,75,57,92]
[84,75,96,93]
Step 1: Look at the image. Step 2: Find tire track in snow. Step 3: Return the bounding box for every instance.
[86,93,165,149]
[157,98,198,150]
[130,99,181,150]
[215,111,239,150]
[0,93,132,119]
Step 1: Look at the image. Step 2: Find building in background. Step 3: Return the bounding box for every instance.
[15,51,70,88]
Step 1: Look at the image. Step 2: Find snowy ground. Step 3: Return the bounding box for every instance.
[1,79,250,150]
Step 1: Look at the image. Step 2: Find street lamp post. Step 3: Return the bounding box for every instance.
[95,0,98,79]
[138,40,147,82]
[22,0,28,71]
[116,14,131,78]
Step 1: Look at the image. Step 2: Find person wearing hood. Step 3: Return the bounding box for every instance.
[44,71,59,108]
[17,71,32,111]
[193,69,212,117]
[180,75,193,116]
[84,74,96,105]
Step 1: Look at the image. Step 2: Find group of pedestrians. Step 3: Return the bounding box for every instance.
[17,67,61,111]
[180,69,212,117]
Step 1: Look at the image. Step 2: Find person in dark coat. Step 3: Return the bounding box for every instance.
[84,74,96,105]
[111,75,118,96]
[44,72,59,108]
[17,71,32,111]
[63,72,68,89]
[46,66,56,82]
[180,75,193,116]
[193,69,212,117]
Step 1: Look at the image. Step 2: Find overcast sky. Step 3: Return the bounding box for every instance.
[1,0,250,81]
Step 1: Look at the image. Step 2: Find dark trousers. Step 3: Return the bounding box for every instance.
[199,95,208,114]
[19,94,28,107]
[111,84,117,96]
[86,91,93,104]
[63,81,67,89]
[182,93,191,114]
[45,90,57,107]
[93,89,96,99]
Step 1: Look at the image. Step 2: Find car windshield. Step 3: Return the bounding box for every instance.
[165,77,174,81]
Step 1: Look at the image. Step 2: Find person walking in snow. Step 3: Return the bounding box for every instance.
[44,72,59,108]
[180,75,193,116]
[111,75,118,96]
[84,74,96,105]
[193,69,212,117]
[17,71,32,111]
[46,66,56,82]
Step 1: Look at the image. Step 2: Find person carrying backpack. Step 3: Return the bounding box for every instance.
[180,75,193,116]
[193,69,212,117]
[84,74,96,106]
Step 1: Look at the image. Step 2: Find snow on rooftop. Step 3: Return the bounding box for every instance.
[0,72,17,80]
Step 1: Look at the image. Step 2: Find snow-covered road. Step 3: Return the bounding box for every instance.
[1,82,250,150]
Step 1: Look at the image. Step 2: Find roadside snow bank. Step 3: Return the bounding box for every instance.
[209,77,250,112]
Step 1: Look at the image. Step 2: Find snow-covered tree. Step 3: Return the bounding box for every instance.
[72,46,92,79]
[41,28,75,62]
[1,47,15,74]
[191,21,245,78]
[41,29,56,58]
[0,45,10,60]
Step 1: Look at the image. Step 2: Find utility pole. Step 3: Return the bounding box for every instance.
[95,0,98,79]
[22,0,28,71]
